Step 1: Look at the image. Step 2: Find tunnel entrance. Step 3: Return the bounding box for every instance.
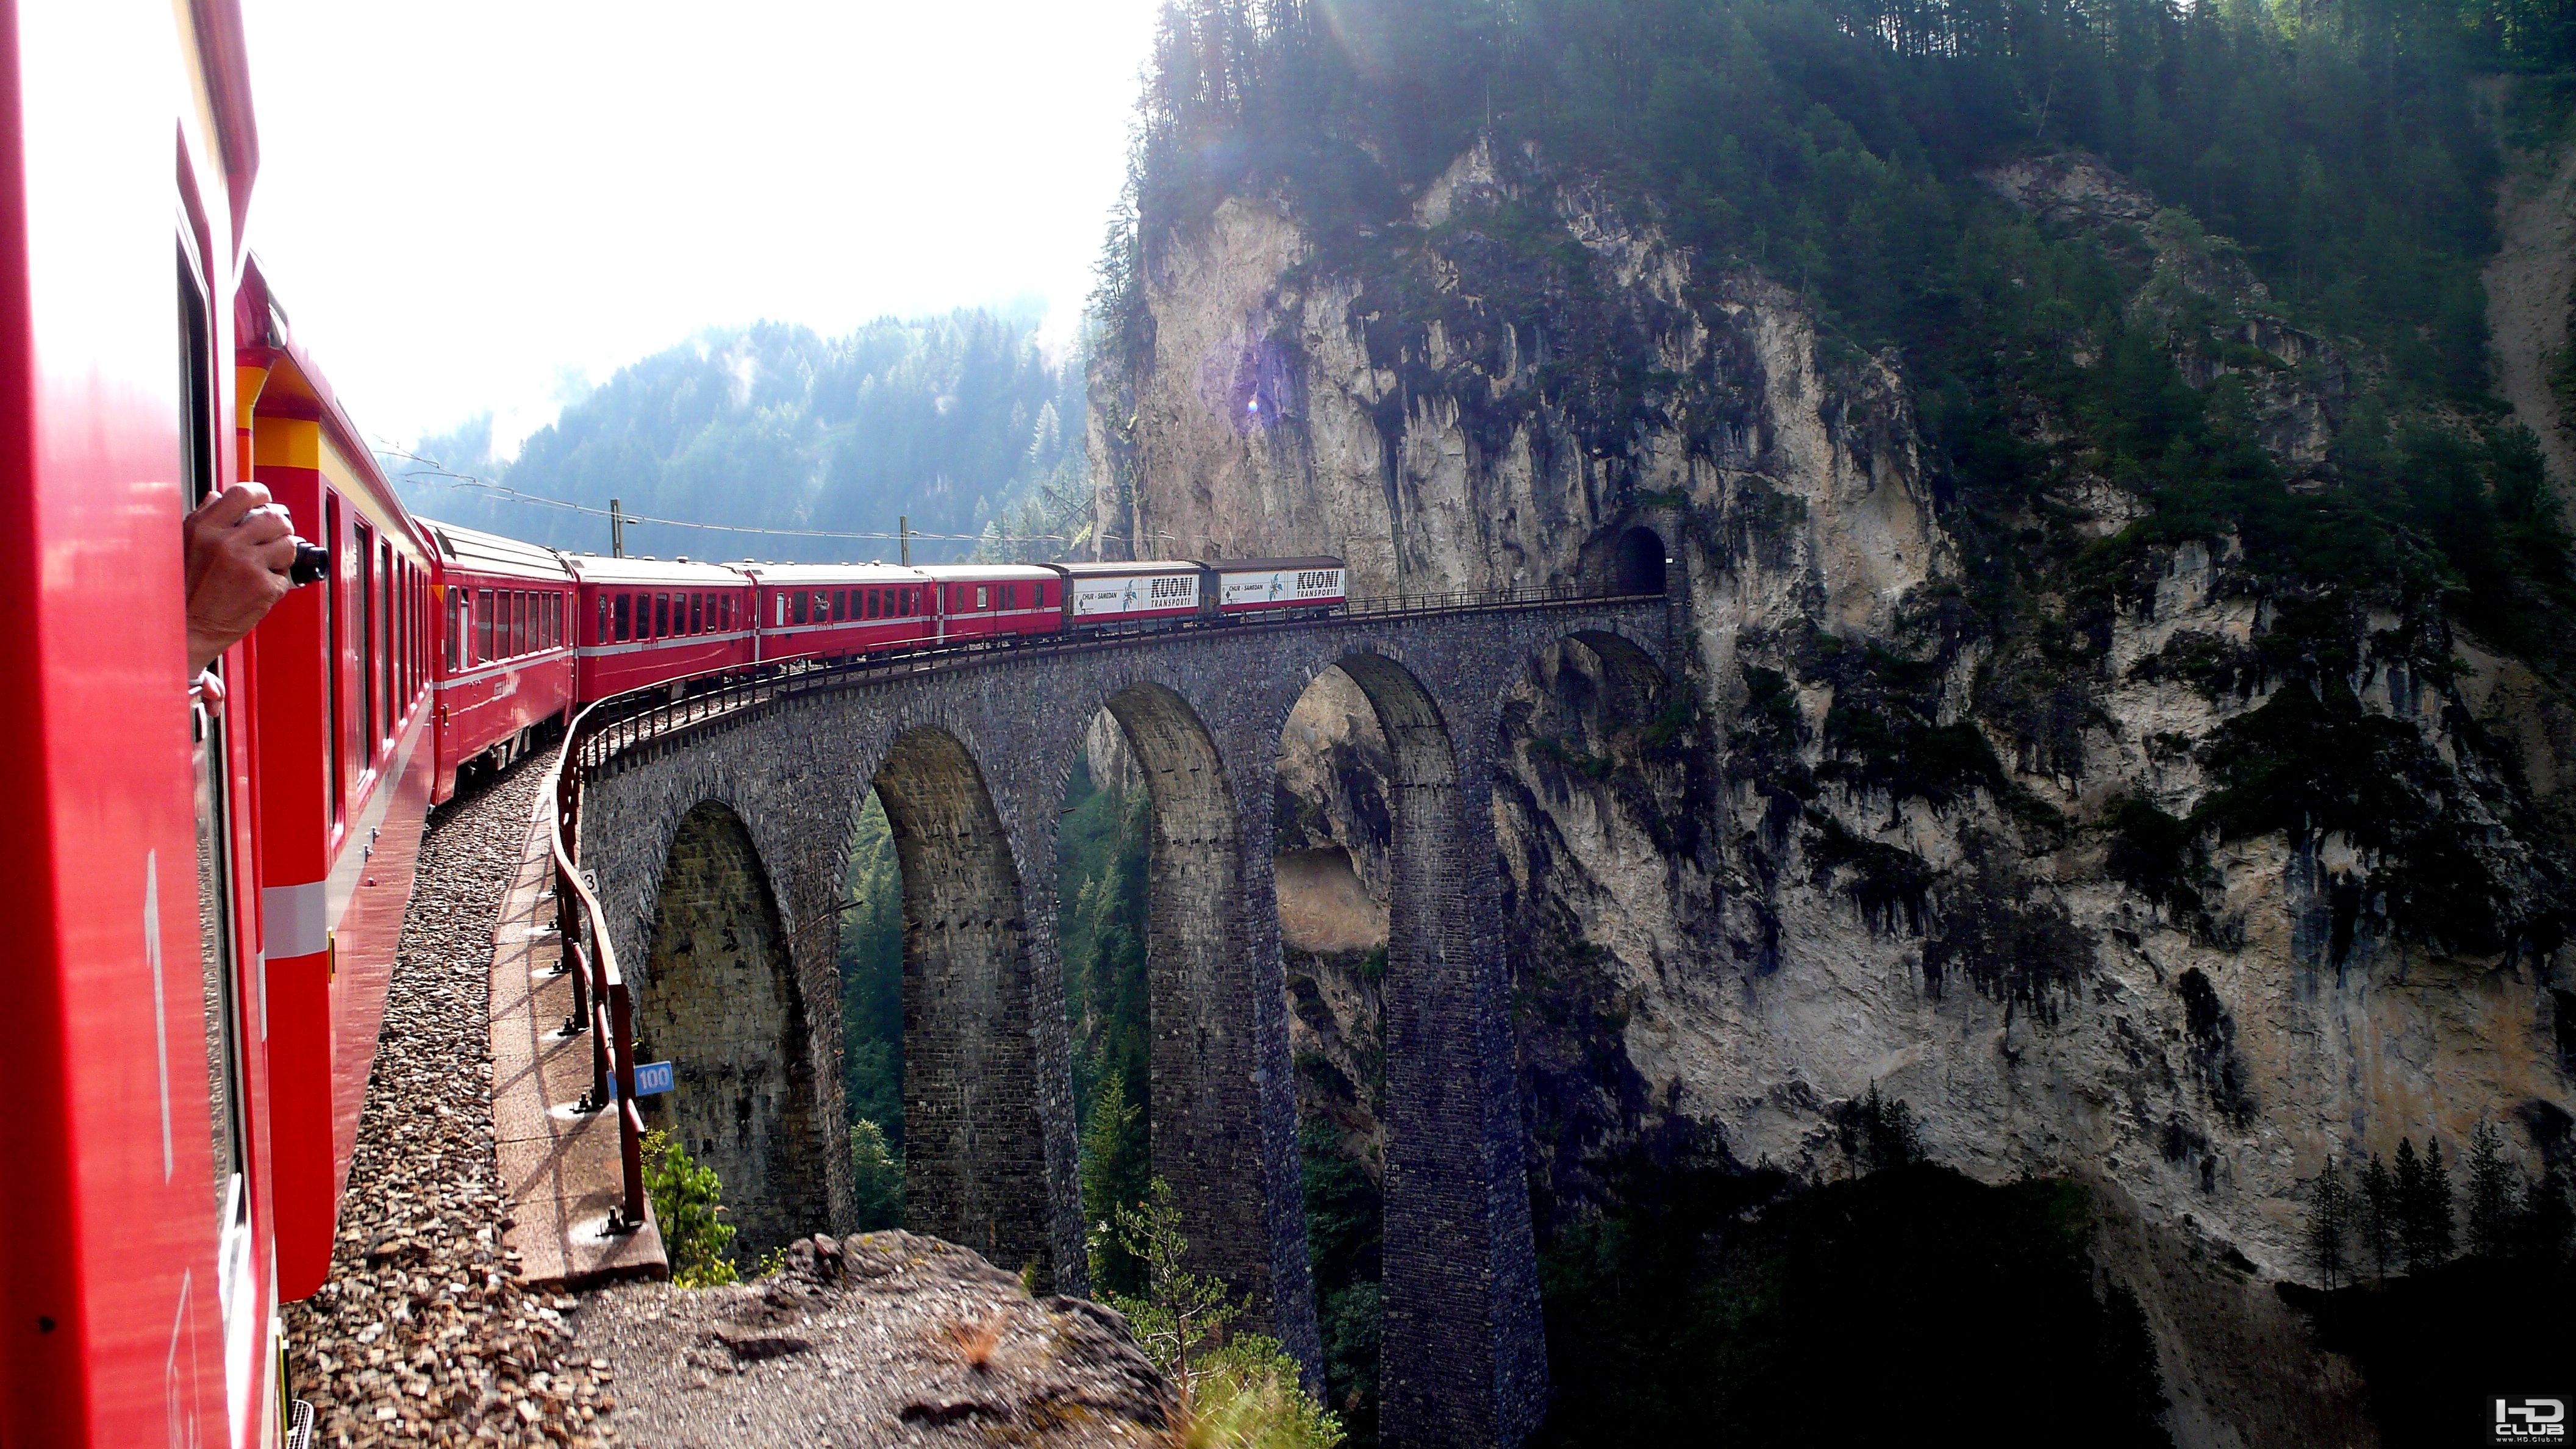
[1614,526,1668,596]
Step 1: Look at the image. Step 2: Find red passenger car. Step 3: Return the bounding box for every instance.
[568,555,755,700]
[425,520,578,800]
[926,562,1067,643]
[239,263,443,1309]
[742,561,940,665]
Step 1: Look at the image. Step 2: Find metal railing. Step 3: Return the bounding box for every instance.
[543,701,648,1237]
[541,577,1662,1235]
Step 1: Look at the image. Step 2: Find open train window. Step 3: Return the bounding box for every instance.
[180,240,254,1340]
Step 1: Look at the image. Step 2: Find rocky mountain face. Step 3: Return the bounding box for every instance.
[1090,135,2576,1437]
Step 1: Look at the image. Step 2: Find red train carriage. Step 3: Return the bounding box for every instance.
[2,9,274,1442]
[423,520,578,801]
[742,561,939,665]
[1,5,443,1439]
[920,562,1064,643]
[1204,557,1347,618]
[1056,559,1204,630]
[568,554,754,700]
[238,260,441,1307]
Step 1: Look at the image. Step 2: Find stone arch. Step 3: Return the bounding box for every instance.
[1613,524,1669,596]
[872,726,1053,1281]
[634,799,825,1259]
[1521,628,1673,721]
[1314,649,1547,1447]
[1088,682,1276,1311]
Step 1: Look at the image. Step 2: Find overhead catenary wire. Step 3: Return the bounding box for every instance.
[373,443,1174,549]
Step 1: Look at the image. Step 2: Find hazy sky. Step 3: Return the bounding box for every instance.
[241,0,1165,456]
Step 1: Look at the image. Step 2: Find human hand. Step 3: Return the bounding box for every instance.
[184,481,299,676]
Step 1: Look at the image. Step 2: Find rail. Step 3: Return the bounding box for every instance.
[542,578,1661,1230]
[542,700,648,1236]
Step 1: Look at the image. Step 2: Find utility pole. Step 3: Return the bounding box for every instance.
[610,497,624,558]
[899,514,909,567]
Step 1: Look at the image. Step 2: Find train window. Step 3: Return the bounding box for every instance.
[478,589,495,664]
[613,593,631,643]
[401,562,414,696]
[357,524,378,751]
[380,541,396,732]
[976,585,989,610]
[720,595,733,631]
[597,596,609,645]
[689,593,703,634]
[648,593,664,638]
[829,590,845,623]
[790,591,806,626]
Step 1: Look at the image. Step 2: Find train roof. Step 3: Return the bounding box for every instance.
[421,518,574,582]
[559,554,750,587]
[237,259,435,560]
[915,563,1060,582]
[737,562,935,584]
[1200,557,1345,574]
[1053,559,1205,577]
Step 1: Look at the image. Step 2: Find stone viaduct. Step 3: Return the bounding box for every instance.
[575,583,1676,1447]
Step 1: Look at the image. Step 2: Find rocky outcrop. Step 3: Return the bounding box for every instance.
[1095,131,2576,1439]
[573,1232,1173,1446]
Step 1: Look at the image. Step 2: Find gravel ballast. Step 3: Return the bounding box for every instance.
[284,755,617,1448]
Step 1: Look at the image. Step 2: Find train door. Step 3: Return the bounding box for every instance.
[179,238,261,1431]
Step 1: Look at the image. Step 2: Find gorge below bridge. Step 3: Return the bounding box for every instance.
[574,563,1680,1448]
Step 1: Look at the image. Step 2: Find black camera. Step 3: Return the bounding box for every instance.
[289,541,329,587]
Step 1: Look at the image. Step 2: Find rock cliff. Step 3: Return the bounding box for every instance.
[1091,134,2576,1436]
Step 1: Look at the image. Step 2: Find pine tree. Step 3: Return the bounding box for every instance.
[2305,1154,2351,1289]
[2419,1137,2455,1266]
[2359,1151,2398,1280]
[2526,1162,2576,1266]
[2464,1120,2520,1259]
